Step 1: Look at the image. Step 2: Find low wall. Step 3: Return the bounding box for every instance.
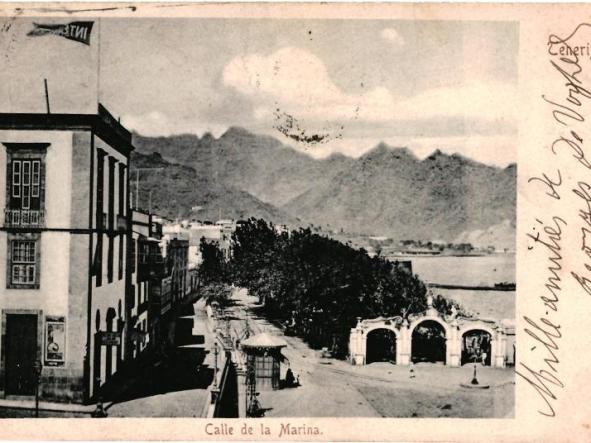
[202,350,238,418]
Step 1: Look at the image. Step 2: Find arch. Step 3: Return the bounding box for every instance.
[458,324,496,339]
[460,328,493,366]
[410,319,447,364]
[364,324,400,339]
[366,328,397,364]
[106,307,117,332]
[409,315,451,337]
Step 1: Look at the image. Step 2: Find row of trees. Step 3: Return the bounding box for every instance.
[199,218,461,358]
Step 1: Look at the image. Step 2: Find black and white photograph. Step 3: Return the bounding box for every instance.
[0,10,517,421]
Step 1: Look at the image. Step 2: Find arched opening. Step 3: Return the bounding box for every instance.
[461,329,492,366]
[411,320,446,364]
[366,328,397,364]
[106,308,117,332]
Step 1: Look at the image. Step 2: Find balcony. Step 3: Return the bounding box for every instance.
[150,276,172,315]
[117,214,128,232]
[138,260,167,281]
[4,209,45,228]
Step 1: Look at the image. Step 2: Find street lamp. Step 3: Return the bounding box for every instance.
[471,353,479,385]
[33,360,42,418]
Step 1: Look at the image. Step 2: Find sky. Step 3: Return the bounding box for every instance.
[0,18,518,166]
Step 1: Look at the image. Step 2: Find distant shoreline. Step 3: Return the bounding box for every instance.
[428,283,516,292]
[386,252,515,258]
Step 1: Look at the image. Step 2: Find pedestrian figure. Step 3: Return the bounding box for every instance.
[285,368,295,388]
[409,362,416,379]
[91,395,108,418]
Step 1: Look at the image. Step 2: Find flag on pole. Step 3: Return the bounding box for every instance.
[27,21,94,46]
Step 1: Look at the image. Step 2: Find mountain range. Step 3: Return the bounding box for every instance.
[130,150,296,224]
[131,128,516,246]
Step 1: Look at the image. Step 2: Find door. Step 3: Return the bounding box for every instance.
[5,314,38,396]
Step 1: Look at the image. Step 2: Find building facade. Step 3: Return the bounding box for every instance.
[126,210,166,361]
[167,238,189,304]
[0,105,132,403]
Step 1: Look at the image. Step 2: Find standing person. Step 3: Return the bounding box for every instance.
[285,368,295,387]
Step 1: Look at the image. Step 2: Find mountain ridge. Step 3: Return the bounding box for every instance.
[130,150,297,224]
[131,128,516,246]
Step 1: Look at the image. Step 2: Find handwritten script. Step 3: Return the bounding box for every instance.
[522,23,591,417]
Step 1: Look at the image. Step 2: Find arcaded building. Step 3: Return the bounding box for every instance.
[0,105,132,403]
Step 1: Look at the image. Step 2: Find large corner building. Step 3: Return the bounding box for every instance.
[0,105,132,403]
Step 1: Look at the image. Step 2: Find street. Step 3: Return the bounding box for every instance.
[226,288,514,418]
[1,288,512,418]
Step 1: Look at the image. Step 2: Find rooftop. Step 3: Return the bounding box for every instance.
[0,103,134,156]
[241,332,288,349]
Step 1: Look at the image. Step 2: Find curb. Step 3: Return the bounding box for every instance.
[0,400,99,415]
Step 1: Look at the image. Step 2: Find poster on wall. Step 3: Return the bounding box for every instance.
[45,316,66,366]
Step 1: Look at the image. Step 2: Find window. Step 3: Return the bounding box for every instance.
[4,144,47,228]
[93,235,103,287]
[118,164,125,217]
[128,284,136,309]
[12,161,20,197]
[107,235,114,283]
[11,240,36,283]
[32,161,40,198]
[7,236,40,288]
[107,158,116,283]
[95,149,106,287]
[96,149,106,228]
[10,159,42,210]
[139,240,149,265]
[118,234,124,280]
[129,239,136,274]
[108,158,116,230]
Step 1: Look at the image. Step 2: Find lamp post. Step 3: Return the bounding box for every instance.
[471,353,479,385]
[33,360,42,418]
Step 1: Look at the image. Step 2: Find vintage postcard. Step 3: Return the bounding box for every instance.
[0,1,588,441]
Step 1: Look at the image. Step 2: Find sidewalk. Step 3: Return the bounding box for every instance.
[0,297,221,418]
[107,298,215,417]
[0,398,95,417]
[107,387,209,417]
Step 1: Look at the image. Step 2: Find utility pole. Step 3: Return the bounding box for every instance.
[131,168,163,211]
[43,79,50,114]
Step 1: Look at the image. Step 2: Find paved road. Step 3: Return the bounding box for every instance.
[106,298,214,418]
[227,288,515,418]
[99,289,514,418]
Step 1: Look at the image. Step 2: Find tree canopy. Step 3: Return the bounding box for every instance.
[197,219,445,358]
